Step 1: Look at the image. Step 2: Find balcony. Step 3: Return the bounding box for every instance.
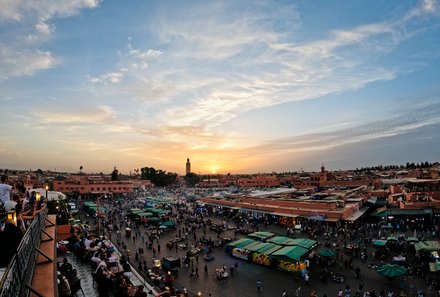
[0,210,57,297]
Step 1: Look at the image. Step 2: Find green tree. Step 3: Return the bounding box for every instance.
[184,172,200,187]
[111,166,119,181]
[140,166,177,187]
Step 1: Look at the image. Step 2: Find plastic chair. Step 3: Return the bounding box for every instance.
[70,278,85,297]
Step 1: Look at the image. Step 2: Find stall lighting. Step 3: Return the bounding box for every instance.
[7,210,17,226]
[36,192,41,202]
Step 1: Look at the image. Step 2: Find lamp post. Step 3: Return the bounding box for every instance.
[45,184,49,199]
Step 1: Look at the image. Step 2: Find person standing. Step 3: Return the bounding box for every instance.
[358,280,364,292]
[304,273,310,286]
[295,285,301,297]
[256,279,262,293]
[0,175,12,205]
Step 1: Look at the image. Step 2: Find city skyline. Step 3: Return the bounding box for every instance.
[1,0,440,175]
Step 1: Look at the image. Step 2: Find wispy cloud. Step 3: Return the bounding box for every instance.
[88,72,124,85]
[87,0,437,138]
[33,105,115,124]
[249,102,440,155]
[0,0,100,80]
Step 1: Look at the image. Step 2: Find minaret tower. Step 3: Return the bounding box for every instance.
[186,158,191,175]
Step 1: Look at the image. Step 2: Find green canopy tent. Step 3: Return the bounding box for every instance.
[373,240,388,247]
[227,238,258,249]
[227,239,258,253]
[136,212,154,218]
[319,249,336,258]
[376,264,407,278]
[160,221,177,228]
[227,238,259,259]
[406,237,419,243]
[387,236,398,242]
[271,245,309,262]
[248,231,275,241]
[83,202,97,207]
[147,217,161,224]
[130,208,144,214]
[414,241,440,252]
[246,242,282,254]
[267,236,297,246]
[247,242,282,266]
[372,208,387,217]
[290,238,317,249]
[149,208,170,215]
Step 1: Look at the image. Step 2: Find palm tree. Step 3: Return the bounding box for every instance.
[79,165,83,174]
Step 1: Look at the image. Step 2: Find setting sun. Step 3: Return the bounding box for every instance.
[209,164,220,174]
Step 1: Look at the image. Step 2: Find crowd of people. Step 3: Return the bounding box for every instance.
[0,175,47,267]
[1,177,438,297]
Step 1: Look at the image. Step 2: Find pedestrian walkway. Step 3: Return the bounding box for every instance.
[67,253,99,297]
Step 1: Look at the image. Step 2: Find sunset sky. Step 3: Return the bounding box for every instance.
[1,0,440,175]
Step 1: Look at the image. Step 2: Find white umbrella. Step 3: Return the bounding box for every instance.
[29,188,67,201]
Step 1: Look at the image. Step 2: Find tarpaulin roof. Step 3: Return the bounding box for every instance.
[289,238,317,249]
[160,221,177,227]
[414,241,440,252]
[247,231,275,240]
[406,237,419,242]
[83,202,97,206]
[376,264,407,278]
[373,240,388,247]
[246,242,282,255]
[136,212,154,217]
[130,208,144,213]
[271,245,309,262]
[267,236,297,246]
[227,238,258,249]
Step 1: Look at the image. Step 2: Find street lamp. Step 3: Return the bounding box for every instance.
[45,184,49,199]
[36,192,41,203]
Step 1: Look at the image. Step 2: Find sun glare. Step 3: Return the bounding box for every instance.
[209,165,220,174]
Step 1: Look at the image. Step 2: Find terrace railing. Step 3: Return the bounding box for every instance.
[0,209,50,297]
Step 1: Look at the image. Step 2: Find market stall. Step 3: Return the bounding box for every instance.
[225,238,258,259]
[267,236,297,246]
[246,242,282,266]
[289,238,317,249]
[247,231,275,241]
[372,239,389,259]
[270,245,310,273]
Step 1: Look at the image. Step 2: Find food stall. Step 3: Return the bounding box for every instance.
[225,238,258,260]
[270,245,310,273]
[246,242,282,266]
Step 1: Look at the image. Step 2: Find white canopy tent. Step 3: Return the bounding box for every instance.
[29,188,67,201]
